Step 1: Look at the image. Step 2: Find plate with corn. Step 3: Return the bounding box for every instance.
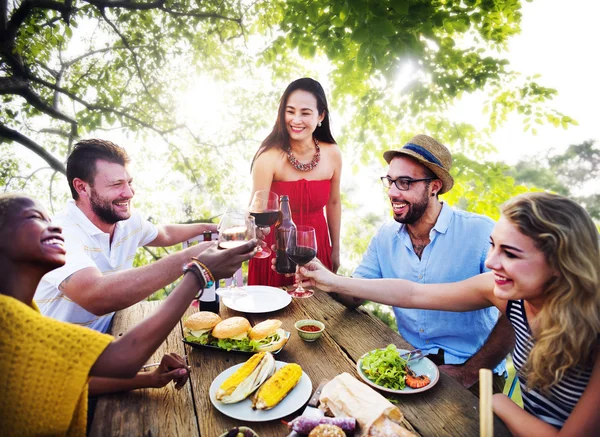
[209,355,311,422]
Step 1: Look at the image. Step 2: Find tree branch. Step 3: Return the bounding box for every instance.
[85,0,166,10]
[0,123,66,174]
[5,0,71,42]
[1,0,8,33]
[159,6,242,23]
[97,7,169,115]
[63,44,151,67]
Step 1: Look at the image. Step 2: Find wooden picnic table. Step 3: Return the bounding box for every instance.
[90,289,511,436]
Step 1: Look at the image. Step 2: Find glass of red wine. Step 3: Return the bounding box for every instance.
[286,226,317,298]
[249,190,280,259]
[216,209,255,298]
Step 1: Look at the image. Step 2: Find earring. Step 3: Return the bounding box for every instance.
[318,121,322,127]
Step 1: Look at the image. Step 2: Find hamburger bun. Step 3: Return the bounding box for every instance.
[249,319,282,340]
[184,311,222,331]
[249,319,288,352]
[212,316,251,339]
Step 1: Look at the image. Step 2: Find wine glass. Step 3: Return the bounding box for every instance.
[286,226,317,298]
[249,190,280,259]
[216,209,256,298]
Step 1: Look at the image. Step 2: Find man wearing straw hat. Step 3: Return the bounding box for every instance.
[343,134,513,394]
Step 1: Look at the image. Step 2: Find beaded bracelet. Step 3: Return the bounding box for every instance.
[182,261,206,299]
[191,257,215,288]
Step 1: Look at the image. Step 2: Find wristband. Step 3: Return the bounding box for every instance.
[191,257,215,288]
[182,261,206,299]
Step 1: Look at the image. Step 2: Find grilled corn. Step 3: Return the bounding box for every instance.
[216,352,275,403]
[252,363,302,410]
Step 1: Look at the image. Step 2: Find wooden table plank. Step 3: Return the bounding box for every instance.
[295,290,510,437]
[90,302,199,437]
[91,290,511,437]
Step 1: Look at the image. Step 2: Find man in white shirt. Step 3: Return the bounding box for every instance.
[35,139,217,332]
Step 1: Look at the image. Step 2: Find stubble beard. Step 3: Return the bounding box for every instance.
[393,190,430,225]
[90,187,130,225]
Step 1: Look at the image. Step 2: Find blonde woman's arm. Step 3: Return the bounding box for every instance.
[298,261,500,312]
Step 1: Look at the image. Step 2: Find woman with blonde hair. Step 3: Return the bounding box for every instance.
[298,192,599,436]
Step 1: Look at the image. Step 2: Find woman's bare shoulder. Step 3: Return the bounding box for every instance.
[254,147,286,166]
[319,142,342,166]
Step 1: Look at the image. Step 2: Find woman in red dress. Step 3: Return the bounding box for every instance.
[248,78,342,287]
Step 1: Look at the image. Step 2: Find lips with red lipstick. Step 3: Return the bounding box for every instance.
[289,125,305,134]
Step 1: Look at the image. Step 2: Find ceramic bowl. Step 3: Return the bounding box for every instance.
[295,319,325,342]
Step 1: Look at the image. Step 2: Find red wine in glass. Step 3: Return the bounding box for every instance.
[286,226,317,298]
[249,191,279,259]
[250,210,281,228]
[286,246,317,265]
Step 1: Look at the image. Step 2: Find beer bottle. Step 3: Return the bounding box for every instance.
[198,230,220,313]
[275,195,297,274]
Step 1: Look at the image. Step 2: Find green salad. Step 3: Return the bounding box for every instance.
[360,344,409,390]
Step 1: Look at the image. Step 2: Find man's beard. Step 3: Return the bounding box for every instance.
[393,191,430,225]
[90,187,130,224]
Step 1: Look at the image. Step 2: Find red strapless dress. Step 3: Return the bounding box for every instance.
[248,179,333,287]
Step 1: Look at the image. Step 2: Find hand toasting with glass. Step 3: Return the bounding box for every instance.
[249,190,280,259]
[216,209,256,298]
[286,226,317,298]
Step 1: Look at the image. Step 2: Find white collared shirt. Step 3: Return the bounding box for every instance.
[35,200,158,332]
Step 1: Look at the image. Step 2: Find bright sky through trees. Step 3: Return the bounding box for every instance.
[475,0,599,164]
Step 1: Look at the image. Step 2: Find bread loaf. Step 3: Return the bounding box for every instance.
[319,373,416,437]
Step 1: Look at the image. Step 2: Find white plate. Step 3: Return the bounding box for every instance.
[222,285,292,313]
[209,360,312,422]
[356,348,440,394]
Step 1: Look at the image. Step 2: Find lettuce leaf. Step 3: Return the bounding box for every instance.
[360,344,408,390]
[185,332,211,345]
[214,337,255,352]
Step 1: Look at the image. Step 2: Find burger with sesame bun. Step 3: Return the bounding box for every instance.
[183,312,222,345]
[248,319,288,352]
[211,316,254,352]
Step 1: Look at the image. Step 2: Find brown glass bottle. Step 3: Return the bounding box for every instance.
[198,230,219,313]
[275,195,297,274]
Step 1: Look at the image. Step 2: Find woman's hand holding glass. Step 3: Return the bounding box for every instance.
[249,190,280,259]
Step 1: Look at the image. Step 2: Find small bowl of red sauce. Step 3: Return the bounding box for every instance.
[295,319,325,342]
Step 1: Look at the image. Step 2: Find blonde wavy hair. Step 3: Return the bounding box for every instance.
[502,192,600,391]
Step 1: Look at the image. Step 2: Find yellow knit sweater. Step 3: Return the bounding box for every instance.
[0,295,113,437]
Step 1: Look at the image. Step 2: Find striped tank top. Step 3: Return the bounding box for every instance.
[506,299,593,429]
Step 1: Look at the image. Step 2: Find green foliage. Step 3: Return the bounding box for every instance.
[2,0,585,321]
[508,140,600,221]
[363,301,398,332]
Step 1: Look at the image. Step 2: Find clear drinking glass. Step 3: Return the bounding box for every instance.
[286,226,317,298]
[249,190,280,259]
[216,209,255,298]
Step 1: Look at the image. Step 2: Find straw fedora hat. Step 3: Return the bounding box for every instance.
[383,134,454,194]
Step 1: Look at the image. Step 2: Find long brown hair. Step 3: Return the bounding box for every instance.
[502,192,600,391]
[250,78,336,171]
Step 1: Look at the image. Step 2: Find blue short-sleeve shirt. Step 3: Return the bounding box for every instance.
[354,203,505,374]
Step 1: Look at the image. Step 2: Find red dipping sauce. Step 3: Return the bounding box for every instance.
[299,324,321,332]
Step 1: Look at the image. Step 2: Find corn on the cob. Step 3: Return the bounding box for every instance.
[252,363,302,410]
[217,352,266,398]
